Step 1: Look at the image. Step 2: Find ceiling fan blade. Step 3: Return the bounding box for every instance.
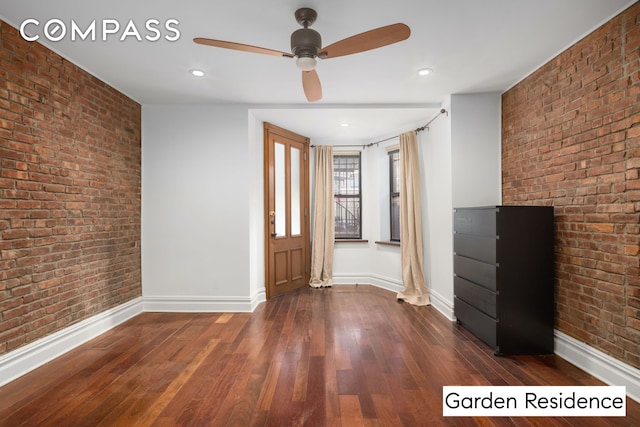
[302,70,322,102]
[318,23,410,59]
[193,38,294,58]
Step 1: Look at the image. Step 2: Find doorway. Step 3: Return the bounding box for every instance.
[263,123,310,299]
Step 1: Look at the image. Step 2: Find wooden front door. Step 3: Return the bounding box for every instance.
[264,123,310,299]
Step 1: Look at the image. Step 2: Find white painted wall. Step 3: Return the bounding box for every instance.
[142,104,256,308]
[247,112,265,303]
[451,93,502,207]
[421,99,454,317]
[140,98,500,316]
[366,143,403,287]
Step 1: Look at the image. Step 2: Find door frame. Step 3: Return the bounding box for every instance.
[263,122,311,299]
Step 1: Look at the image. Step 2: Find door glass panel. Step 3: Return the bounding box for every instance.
[291,147,301,236]
[275,142,286,237]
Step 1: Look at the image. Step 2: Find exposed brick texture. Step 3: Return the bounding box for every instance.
[0,21,141,355]
[502,4,640,368]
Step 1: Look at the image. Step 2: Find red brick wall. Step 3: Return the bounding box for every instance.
[502,4,640,368]
[0,21,141,355]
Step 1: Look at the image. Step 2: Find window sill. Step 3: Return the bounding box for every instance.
[335,239,369,243]
[375,240,400,247]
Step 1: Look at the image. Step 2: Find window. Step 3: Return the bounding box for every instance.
[334,153,361,239]
[389,149,400,241]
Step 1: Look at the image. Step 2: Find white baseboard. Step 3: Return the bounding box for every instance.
[554,330,640,403]
[143,295,259,312]
[428,289,455,321]
[332,273,403,293]
[251,288,267,311]
[333,273,455,320]
[0,297,143,387]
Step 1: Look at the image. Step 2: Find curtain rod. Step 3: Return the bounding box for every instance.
[311,108,447,149]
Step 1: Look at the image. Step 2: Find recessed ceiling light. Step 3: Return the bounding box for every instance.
[190,69,205,77]
[418,68,433,76]
[340,123,349,127]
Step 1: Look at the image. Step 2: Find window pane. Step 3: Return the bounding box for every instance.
[390,151,400,193]
[333,154,361,239]
[389,150,400,242]
[275,142,286,237]
[391,194,400,241]
[334,156,360,196]
[335,196,360,239]
[291,147,301,236]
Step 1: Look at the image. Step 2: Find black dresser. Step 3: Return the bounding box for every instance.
[453,206,554,355]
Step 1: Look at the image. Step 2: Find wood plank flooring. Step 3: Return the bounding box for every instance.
[1,285,639,426]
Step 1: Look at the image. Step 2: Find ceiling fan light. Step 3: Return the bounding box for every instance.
[296,56,317,71]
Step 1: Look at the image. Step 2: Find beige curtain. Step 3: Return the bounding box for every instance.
[309,146,334,288]
[397,131,431,306]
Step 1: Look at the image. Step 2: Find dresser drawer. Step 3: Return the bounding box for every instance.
[454,207,497,237]
[454,255,496,291]
[454,234,496,264]
[455,297,497,349]
[454,276,496,318]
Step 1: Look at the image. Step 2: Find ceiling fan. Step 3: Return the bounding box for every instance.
[193,8,410,102]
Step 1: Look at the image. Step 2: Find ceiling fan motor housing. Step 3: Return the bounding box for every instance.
[291,28,321,58]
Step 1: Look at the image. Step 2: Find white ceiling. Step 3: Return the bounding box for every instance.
[0,0,634,142]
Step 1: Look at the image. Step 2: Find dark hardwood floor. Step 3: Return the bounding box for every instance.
[1,285,639,426]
